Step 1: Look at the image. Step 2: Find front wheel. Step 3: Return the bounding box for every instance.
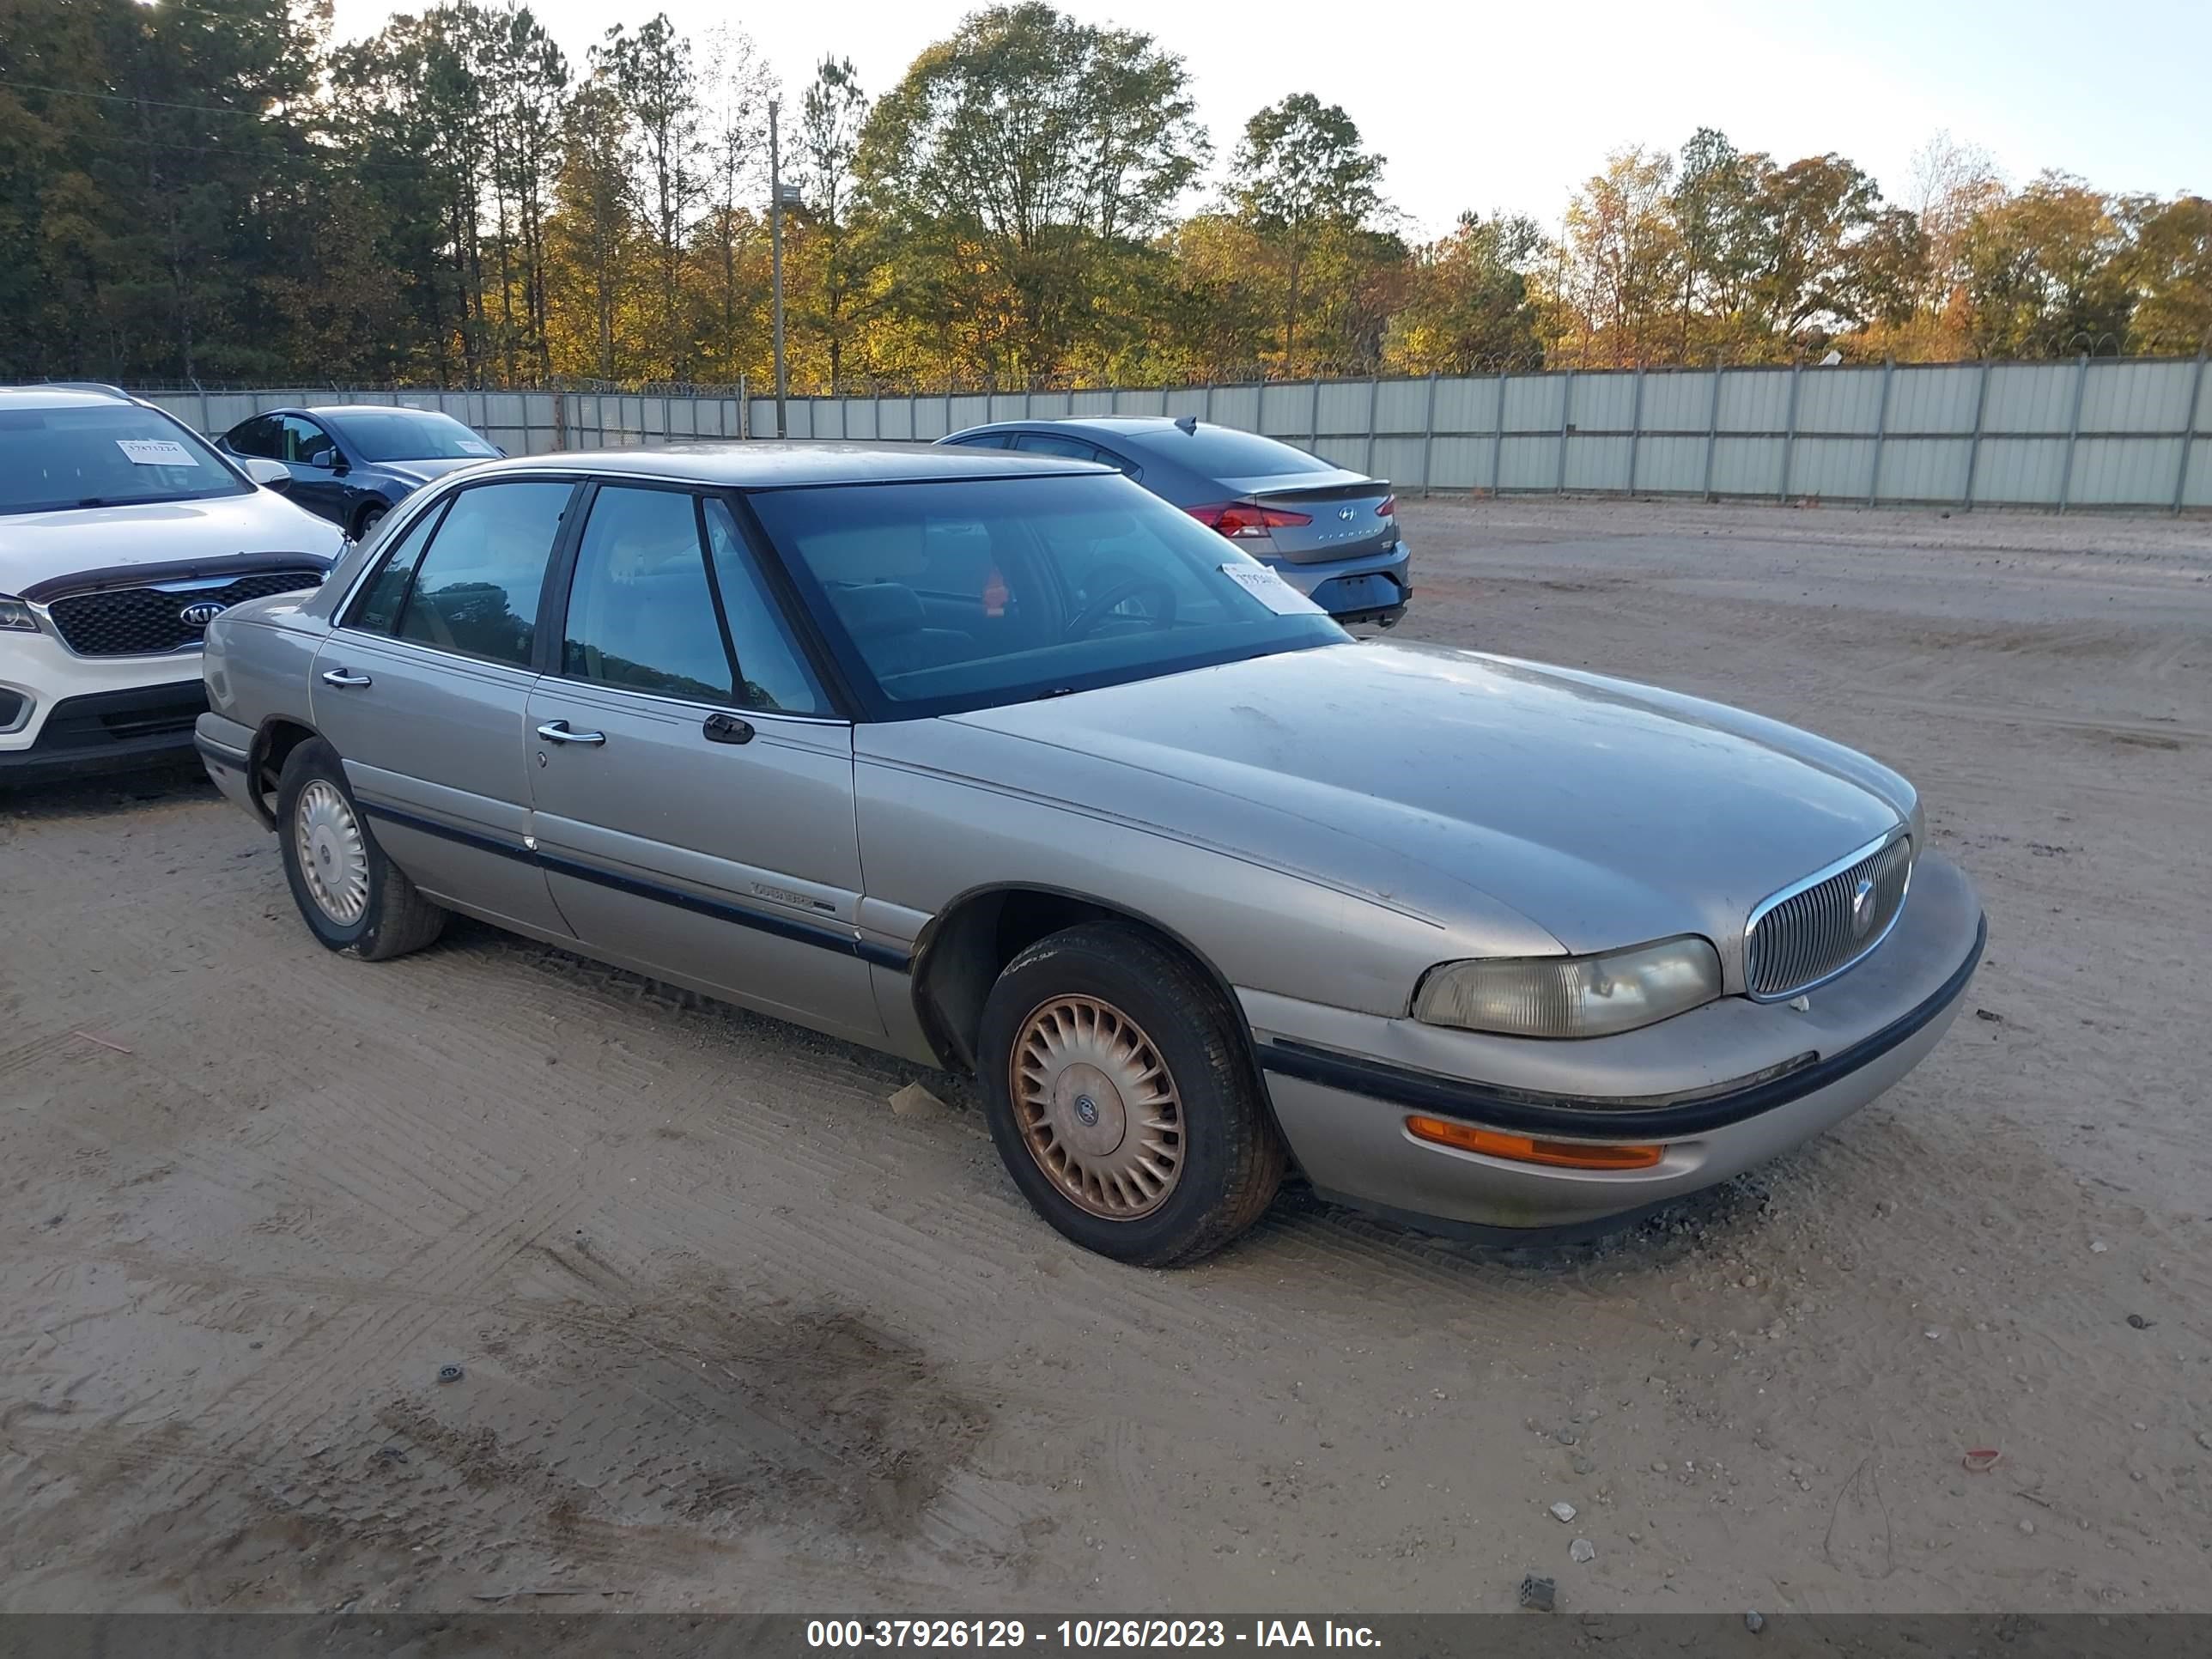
[976,921,1285,1267]
[276,738,447,960]
[352,501,387,542]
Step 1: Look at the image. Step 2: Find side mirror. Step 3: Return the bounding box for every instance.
[240,457,292,490]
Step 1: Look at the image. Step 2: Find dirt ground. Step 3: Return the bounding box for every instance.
[3,496,2209,1616]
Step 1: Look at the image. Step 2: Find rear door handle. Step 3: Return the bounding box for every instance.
[702,713,754,744]
[535,720,606,746]
[320,668,372,687]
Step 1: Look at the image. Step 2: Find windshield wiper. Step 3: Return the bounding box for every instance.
[1031,686,1082,701]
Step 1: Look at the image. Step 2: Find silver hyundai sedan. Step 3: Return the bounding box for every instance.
[193,444,1984,1267]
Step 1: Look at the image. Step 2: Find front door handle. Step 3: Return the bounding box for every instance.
[535,720,606,746]
[320,668,373,688]
[702,713,754,744]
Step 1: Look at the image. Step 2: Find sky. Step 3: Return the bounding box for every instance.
[325,0,2212,240]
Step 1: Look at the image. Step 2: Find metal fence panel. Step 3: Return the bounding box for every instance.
[2081,359,2187,433]
[1374,379,1431,434]
[1564,434,1630,491]
[1638,370,1711,430]
[1880,436,1972,503]
[1987,364,2073,433]
[1569,374,1631,430]
[1795,370,1881,434]
[1501,374,1563,432]
[1635,434,1704,494]
[2069,436,2183,506]
[1976,437,2069,504]
[1712,436,1786,497]
[1315,380,1370,434]
[1791,437,1877,499]
[141,356,2208,511]
[1887,364,1979,434]
[1257,382,1311,434]
[1431,377,1500,434]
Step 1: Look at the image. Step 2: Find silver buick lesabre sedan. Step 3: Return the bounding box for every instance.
[193,445,1985,1267]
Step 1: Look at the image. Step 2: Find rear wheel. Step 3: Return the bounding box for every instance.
[276,738,446,961]
[977,921,1285,1267]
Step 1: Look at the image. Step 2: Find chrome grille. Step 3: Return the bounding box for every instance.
[1745,833,1913,1000]
[46,569,325,657]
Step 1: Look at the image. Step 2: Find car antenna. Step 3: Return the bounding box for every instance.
[1174,413,1197,434]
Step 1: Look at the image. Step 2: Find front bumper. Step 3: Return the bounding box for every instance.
[1246,850,1984,1237]
[1264,541,1411,624]
[0,622,210,783]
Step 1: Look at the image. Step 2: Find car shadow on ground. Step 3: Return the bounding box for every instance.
[427,910,1784,1287]
[0,760,215,824]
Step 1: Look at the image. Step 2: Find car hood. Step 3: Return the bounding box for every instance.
[941,641,1917,962]
[377,457,486,488]
[0,489,346,596]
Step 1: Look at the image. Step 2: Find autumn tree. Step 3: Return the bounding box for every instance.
[1231,94,1385,376]
[796,56,870,392]
[600,14,699,380]
[1387,212,1545,373]
[1557,145,1680,366]
[693,25,772,381]
[860,3,1207,384]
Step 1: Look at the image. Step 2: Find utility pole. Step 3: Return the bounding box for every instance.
[769,99,788,440]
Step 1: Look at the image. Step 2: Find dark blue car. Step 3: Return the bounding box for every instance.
[214,405,502,542]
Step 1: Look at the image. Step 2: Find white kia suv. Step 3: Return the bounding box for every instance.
[1,385,346,783]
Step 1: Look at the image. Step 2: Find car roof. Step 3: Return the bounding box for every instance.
[0,384,144,411]
[300,404,472,419]
[467,441,1107,489]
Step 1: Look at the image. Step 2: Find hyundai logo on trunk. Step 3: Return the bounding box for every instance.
[179,600,229,628]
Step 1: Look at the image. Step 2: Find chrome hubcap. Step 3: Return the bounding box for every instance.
[295,779,369,926]
[1012,994,1182,1219]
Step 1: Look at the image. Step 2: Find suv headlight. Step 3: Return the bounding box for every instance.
[1413,936,1723,1039]
[0,596,39,632]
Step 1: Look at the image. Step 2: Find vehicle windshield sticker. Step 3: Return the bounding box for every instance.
[459,439,496,455]
[1219,562,1324,616]
[115,439,200,466]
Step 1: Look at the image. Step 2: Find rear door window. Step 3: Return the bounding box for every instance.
[560,486,734,702]
[392,481,573,666]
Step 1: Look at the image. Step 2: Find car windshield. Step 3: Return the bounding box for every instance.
[0,404,249,515]
[748,472,1347,720]
[329,410,500,462]
[1124,423,1336,478]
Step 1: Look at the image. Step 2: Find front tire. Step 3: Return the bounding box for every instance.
[352,501,388,542]
[977,921,1285,1267]
[276,738,447,961]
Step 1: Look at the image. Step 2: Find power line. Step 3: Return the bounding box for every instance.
[1,77,311,122]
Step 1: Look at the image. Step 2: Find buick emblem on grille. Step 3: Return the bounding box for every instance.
[179,600,228,628]
[1850,875,1878,938]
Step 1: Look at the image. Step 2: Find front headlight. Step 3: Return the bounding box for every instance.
[0,596,38,632]
[1413,935,1723,1039]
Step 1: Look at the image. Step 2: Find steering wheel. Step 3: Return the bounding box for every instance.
[1066,576,1178,639]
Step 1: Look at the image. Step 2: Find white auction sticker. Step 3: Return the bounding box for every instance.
[115,439,199,466]
[1219,561,1324,616]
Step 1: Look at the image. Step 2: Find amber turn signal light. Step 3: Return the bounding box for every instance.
[1405,1115,1665,1170]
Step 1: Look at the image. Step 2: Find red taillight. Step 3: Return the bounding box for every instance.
[1186,501,1313,538]
[1375,495,1396,517]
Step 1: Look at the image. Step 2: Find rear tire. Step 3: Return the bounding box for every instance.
[276,738,446,961]
[977,921,1285,1267]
